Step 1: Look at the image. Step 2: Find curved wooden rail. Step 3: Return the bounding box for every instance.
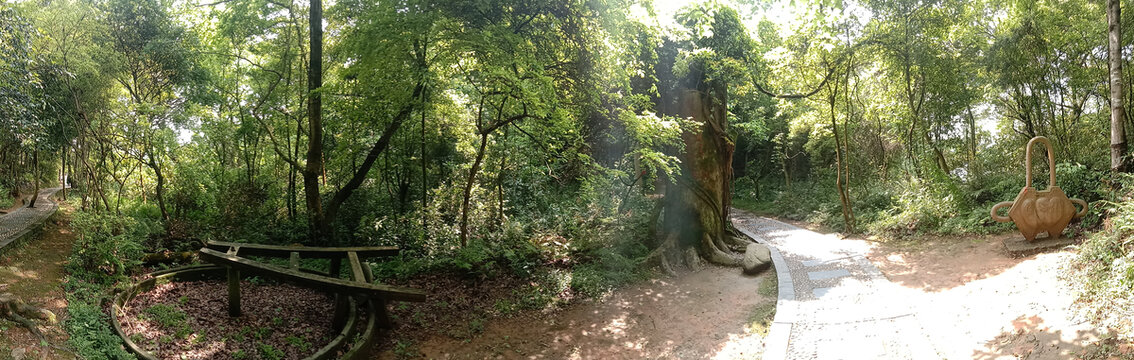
[206,240,399,259]
[198,248,426,302]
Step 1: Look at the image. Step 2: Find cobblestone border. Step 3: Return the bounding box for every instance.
[732,210,795,360]
[0,188,61,256]
[732,210,942,359]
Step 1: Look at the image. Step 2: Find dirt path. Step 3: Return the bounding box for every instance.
[380,266,776,359]
[0,204,75,360]
[866,234,1122,359]
[731,209,1134,359]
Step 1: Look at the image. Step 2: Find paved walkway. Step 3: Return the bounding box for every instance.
[731,209,940,360]
[0,187,62,252]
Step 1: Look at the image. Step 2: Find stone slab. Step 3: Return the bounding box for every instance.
[807,269,851,281]
[1002,235,1076,254]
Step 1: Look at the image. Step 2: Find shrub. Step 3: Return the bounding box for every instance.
[68,211,155,280]
[1068,173,1134,336]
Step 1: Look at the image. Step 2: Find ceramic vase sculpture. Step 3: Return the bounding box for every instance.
[990,136,1088,241]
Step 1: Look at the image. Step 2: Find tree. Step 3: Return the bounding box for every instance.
[1109,0,1127,172]
[103,0,200,222]
[652,4,758,268]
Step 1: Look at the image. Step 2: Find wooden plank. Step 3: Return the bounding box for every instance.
[347,252,365,283]
[199,248,426,302]
[206,241,399,259]
[289,252,300,270]
[227,246,240,255]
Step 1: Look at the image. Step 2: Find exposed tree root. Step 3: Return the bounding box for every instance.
[701,233,743,267]
[0,293,57,342]
[644,236,679,277]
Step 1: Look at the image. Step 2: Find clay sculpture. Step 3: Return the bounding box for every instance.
[990,136,1088,241]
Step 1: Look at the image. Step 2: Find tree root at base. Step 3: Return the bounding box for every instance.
[0,293,58,344]
[702,233,743,267]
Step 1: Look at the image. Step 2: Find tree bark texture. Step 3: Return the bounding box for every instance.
[1109,0,1128,172]
[659,88,743,268]
[305,0,327,244]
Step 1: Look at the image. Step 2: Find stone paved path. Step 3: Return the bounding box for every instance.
[731,209,940,360]
[0,187,62,252]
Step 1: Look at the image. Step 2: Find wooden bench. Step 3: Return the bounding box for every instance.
[198,241,426,330]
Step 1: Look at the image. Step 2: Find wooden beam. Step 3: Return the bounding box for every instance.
[199,248,426,302]
[206,241,399,259]
[348,252,365,283]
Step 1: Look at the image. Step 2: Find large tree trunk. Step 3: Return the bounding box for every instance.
[304,0,327,244]
[1109,0,1128,172]
[658,89,742,269]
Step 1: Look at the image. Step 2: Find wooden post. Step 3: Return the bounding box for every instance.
[347,252,365,282]
[330,254,346,330]
[227,267,241,317]
[331,294,349,331]
[329,257,342,278]
[362,261,375,283]
[289,252,300,270]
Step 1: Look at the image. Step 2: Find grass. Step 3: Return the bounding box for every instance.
[744,301,777,336]
[759,271,778,298]
[143,303,194,340]
[0,194,15,210]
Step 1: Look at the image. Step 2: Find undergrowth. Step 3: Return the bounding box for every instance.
[1068,173,1134,339]
[734,162,1103,240]
[63,209,158,359]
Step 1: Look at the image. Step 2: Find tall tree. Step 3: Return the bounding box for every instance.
[303,0,326,242]
[1109,0,1127,172]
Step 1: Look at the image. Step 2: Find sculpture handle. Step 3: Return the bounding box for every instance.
[991,201,1014,223]
[1025,136,1057,189]
[1071,198,1088,219]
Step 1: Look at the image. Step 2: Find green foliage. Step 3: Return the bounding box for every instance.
[68,211,157,281]
[142,304,191,339]
[64,298,135,360]
[257,342,283,360]
[1069,174,1134,337]
[63,240,135,360]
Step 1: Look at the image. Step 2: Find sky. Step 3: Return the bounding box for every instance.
[647,0,803,36]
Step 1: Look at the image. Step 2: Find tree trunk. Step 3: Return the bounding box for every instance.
[420,88,428,241]
[150,156,170,222]
[60,147,67,200]
[27,148,39,208]
[1110,0,1128,172]
[304,0,327,244]
[659,89,742,269]
[459,132,489,247]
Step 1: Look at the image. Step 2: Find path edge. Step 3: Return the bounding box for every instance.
[0,189,62,257]
[731,208,794,360]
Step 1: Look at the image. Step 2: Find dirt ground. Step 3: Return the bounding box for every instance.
[0,208,74,360]
[378,266,776,360]
[120,280,337,360]
[866,233,1134,359]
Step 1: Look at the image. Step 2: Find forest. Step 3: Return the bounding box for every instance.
[2,0,1134,358]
